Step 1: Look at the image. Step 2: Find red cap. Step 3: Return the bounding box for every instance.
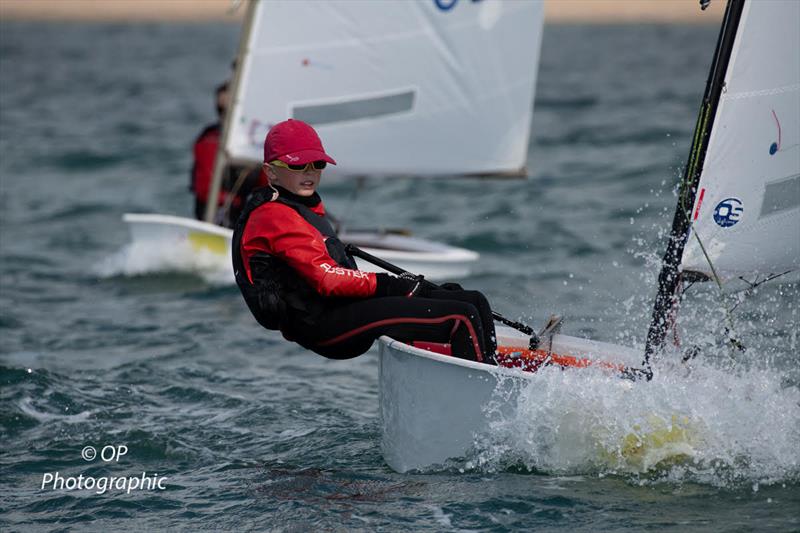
[263,119,336,166]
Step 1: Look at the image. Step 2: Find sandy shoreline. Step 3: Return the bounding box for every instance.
[1,0,724,23]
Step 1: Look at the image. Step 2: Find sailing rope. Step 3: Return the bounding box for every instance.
[678,208,795,357]
[685,225,746,355]
[674,101,746,356]
[729,271,795,313]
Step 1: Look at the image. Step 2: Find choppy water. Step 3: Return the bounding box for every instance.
[1,20,798,532]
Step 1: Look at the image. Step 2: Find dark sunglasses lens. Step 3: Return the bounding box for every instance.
[287,164,306,170]
[313,161,327,170]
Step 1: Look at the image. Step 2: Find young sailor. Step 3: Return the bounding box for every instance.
[190,81,264,227]
[232,119,497,363]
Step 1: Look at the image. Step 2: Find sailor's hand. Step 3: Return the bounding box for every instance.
[398,272,429,297]
[375,273,424,297]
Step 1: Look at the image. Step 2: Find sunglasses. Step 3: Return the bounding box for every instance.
[270,159,327,172]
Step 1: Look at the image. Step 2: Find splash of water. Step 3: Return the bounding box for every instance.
[95,241,232,285]
[472,358,800,488]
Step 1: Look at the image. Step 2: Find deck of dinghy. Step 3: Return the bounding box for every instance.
[412,341,648,380]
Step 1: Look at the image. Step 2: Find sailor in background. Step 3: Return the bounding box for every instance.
[232,119,498,363]
[190,81,265,227]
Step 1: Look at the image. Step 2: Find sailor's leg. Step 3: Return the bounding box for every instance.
[427,289,497,363]
[306,296,487,362]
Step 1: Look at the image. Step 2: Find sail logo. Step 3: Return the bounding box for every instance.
[713,198,744,227]
[769,109,781,155]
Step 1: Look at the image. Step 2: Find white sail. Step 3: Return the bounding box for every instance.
[225,0,544,177]
[681,1,800,280]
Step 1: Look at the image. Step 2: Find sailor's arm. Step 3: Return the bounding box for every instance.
[250,205,377,297]
[248,204,423,298]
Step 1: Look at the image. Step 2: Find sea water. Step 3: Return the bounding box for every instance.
[1,21,798,531]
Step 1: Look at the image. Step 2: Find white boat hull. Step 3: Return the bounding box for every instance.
[379,326,643,473]
[121,213,479,281]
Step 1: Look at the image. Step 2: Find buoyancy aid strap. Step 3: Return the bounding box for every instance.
[233,186,357,285]
[274,196,358,270]
[276,197,336,238]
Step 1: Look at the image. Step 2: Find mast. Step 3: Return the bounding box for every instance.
[642,0,746,371]
[204,0,258,223]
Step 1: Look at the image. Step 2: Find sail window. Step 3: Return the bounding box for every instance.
[292,90,416,126]
[760,174,800,217]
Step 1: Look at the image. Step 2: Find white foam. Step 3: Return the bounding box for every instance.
[18,397,94,424]
[96,241,232,285]
[426,505,454,529]
[476,358,800,487]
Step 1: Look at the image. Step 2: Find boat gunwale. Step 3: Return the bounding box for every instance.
[380,336,533,380]
[380,325,645,376]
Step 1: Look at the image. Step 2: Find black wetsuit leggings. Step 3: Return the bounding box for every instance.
[303,290,497,364]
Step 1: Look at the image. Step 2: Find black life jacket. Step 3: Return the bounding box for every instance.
[231,187,357,337]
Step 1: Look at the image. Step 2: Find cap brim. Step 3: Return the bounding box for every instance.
[277,150,336,166]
